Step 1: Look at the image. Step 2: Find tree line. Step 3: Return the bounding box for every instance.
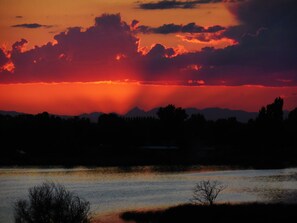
[0,97,296,167]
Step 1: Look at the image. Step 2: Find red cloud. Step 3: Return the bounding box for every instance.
[1,14,141,83]
[1,6,297,87]
[0,49,9,70]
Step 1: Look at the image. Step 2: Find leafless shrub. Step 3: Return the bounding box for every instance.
[14,182,92,223]
[190,180,227,205]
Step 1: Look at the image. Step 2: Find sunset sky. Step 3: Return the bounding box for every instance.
[0,0,296,114]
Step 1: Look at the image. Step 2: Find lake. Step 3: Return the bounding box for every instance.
[1,166,297,223]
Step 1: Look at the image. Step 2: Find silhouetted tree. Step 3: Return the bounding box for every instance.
[157,104,188,124]
[267,97,284,122]
[191,180,226,205]
[98,113,123,127]
[14,182,91,223]
[257,107,267,122]
[189,113,206,123]
[157,104,188,144]
[1,97,297,166]
[186,113,207,139]
[288,107,297,123]
[257,97,284,123]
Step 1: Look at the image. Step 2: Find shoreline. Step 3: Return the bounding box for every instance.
[92,206,171,223]
[1,162,297,169]
[120,203,297,223]
[1,164,297,174]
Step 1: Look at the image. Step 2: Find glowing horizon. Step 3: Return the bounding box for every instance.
[0,81,296,115]
[0,0,296,113]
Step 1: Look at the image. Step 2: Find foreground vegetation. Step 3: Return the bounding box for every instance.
[1,97,296,167]
[13,181,297,223]
[121,203,297,223]
[14,182,92,223]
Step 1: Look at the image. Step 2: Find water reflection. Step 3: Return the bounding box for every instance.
[254,173,297,182]
[244,168,297,203]
[0,165,237,176]
[0,167,297,223]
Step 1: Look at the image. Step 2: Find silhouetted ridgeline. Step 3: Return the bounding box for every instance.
[0,97,296,167]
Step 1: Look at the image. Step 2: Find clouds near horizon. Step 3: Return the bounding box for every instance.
[1,0,297,86]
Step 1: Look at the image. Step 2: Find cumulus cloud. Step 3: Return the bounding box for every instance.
[139,0,297,85]
[131,19,140,29]
[148,0,297,86]
[0,49,9,69]
[11,23,53,28]
[12,39,28,53]
[208,0,297,84]
[1,14,141,83]
[1,1,297,87]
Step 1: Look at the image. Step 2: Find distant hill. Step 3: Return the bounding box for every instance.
[0,110,24,116]
[125,107,158,118]
[125,107,147,117]
[79,112,102,122]
[186,108,258,123]
[124,107,258,123]
[0,108,289,123]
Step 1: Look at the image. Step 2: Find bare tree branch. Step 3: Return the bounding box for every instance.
[14,182,92,223]
[190,180,227,205]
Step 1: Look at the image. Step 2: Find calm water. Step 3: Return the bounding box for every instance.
[1,166,297,223]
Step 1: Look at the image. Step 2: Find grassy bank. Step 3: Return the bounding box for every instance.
[121,203,297,223]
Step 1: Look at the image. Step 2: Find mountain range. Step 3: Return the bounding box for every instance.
[125,107,260,123]
[0,107,264,123]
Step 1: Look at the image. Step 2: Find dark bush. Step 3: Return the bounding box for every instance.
[14,182,91,223]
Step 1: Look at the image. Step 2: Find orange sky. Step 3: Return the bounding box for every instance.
[0,0,296,114]
[0,82,296,114]
[0,0,237,51]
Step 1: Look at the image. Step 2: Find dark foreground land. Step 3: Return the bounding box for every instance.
[1,98,297,168]
[121,203,297,223]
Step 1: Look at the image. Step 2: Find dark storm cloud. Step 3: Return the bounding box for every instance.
[146,44,175,58]
[138,0,238,10]
[181,23,204,33]
[11,39,28,54]
[1,0,297,87]
[213,0,297,82]
[0,49,9,68]
[137,23,225,34]
[131,19,140,29]
[206,25,225,33]
[11,23,53,29]
[15,16,23,19]
[136,0,297,85]
[1,14,140,83]
[229,0,296,30]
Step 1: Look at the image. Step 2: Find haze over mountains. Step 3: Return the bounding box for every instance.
[124,107,262,123]
[0,107,263,123]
